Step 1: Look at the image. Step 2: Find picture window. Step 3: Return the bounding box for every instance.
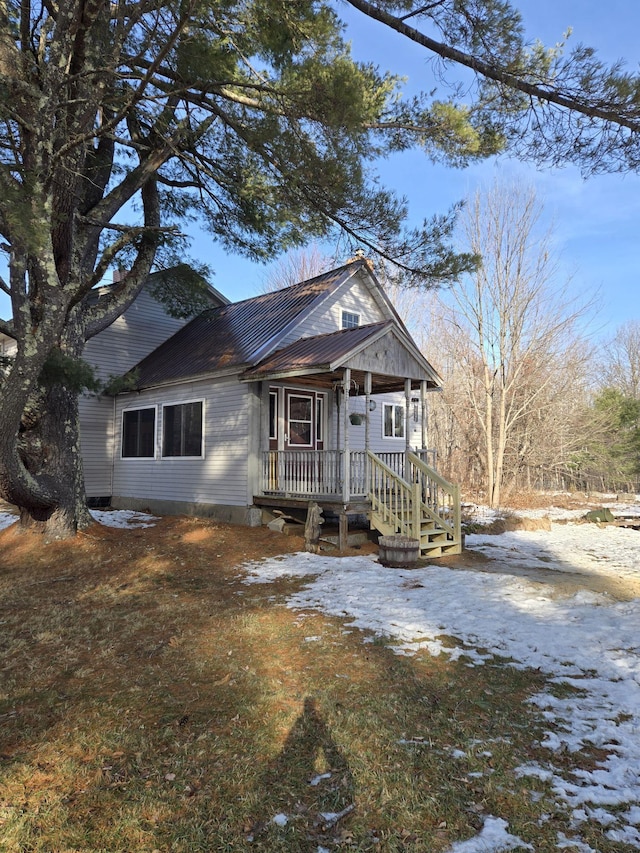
[162,401,204,457]
[122,407,156,458]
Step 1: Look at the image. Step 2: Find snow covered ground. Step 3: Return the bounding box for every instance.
[243,512,640,852]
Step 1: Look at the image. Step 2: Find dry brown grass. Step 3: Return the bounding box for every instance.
[0,515,626,852]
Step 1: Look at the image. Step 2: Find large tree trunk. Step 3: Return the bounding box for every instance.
[0,294,94,540]
[18,382,93,538]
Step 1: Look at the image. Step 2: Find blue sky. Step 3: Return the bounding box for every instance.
[191,0,640,339]
[2,2,639,338]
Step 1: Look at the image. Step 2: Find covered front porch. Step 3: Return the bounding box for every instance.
[243,321,441,504]
[241,322,462,557]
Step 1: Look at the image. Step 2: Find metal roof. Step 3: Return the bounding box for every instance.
[131,263,361,388]
[241,321,442,393]
[241,322,392,378]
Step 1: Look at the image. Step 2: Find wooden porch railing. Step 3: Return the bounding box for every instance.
[261,449,428,497]
[260,448,461,556]
[407,451,461,542]
[367,451,417,538]
[263,450,341,496]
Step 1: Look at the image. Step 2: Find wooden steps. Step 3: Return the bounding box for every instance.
[367,451,462,558]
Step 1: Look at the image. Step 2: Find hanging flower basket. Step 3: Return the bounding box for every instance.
[349,413,365,425]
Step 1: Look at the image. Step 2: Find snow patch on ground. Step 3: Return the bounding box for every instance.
[0,512,16,531]
[467,523,640,584]
[242,521,640,848]
[0,508,158,530]
[89,509,158,528]
[445,816,533,852]
[464,498,640,525]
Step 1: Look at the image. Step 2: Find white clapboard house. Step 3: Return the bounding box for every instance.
[2,260,462,556]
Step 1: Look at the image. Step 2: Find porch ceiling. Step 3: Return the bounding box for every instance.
[240,322,442,392]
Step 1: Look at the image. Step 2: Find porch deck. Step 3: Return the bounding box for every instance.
[255,448,461,558]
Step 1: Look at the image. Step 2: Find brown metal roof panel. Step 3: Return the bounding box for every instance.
[241,322,391,378]
[130,262,361,388]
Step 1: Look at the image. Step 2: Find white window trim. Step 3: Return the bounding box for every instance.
[341,310,360,329]
[120,404,158,460]
[161,398,205,460]
[382,402,405,440]
[286,390,315,448]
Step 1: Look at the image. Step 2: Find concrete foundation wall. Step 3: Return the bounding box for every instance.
[111,495,263,527]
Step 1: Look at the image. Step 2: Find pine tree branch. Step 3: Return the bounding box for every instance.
[84,177,161,339]
[346,0,640,133]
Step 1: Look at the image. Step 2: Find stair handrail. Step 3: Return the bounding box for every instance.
[367,450,461,549]
[366,450,414,538]
[407,451,461,544]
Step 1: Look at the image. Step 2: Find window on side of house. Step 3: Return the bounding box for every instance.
[122,407,156,458]
[341,310,360,329]
[383,403,405,439]
[269,391,278,440]
[162,400,204,458]
[316,394,325,445]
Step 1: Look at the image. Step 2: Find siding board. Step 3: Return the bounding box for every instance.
[80,395,115,497]
[112,377,251,507]
[81,288,191,496]
[279,272,387,345]
[84,289,188,381]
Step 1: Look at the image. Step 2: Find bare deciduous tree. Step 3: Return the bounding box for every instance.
[600,321,640,399]
[432,182,593,506]
[259,245,334,293]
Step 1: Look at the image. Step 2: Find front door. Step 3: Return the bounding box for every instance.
[285,390,314,449]
[282,389,325,450]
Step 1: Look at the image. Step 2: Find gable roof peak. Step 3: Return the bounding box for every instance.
[128,260,370,388]
[345,249,375,273]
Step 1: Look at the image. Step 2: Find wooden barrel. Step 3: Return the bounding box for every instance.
[378,535,420,567]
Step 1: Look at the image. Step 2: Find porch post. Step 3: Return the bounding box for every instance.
[421,379,428,452]
[343,367,351,503]
[364,371,372,494]
[404,377,412,479]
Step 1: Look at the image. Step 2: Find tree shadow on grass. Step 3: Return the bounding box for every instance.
[248,696,355,848]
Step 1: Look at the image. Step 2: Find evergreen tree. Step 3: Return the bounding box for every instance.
[2,0,640,535]
[588,388,640,490]
[0,0,495,536]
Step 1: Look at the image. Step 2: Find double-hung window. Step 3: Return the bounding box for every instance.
[341,310,360,329]
[162,401,204,458]
[383,403,405,439]
[122,407,156,458]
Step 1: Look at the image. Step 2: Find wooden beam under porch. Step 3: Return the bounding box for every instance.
[252,494,373,552]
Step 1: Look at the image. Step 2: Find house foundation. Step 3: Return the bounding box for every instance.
[110,496,263,527]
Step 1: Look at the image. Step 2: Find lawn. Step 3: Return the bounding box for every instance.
[0,509,636,852]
